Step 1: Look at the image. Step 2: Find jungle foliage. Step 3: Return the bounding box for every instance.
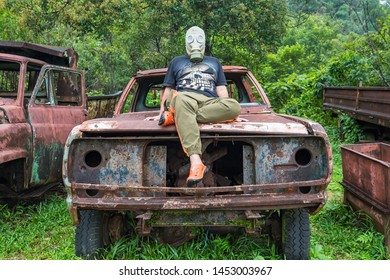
[0,0,389,259]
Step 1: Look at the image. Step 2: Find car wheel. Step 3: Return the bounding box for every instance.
[75,210,126,259]
[282,208,310,260]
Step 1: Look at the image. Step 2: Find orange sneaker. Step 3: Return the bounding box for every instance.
[186,163,208,186]
[158,111,175,126]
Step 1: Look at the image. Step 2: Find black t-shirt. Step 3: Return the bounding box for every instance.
[163,55,227,98]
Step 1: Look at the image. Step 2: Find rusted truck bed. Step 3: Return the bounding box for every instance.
[341,142,390,251]
[323,86,390,129]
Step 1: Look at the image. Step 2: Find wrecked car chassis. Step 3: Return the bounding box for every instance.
[63,66,332,259]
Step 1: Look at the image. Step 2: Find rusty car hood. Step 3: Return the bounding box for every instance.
[79,111,309,135]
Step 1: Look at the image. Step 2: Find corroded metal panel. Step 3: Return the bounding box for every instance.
[71,182,326,211]
[139,210,264,236]
[243,145,255,185]
[0,123,30,164]
[79,115,309,135]
[70,140,146,185]
[143,145,167,188]
[344,188,390,253]
[254,137,329,184]
[70,137,330,186]
[67,135,330,221]
[100,143,142,185]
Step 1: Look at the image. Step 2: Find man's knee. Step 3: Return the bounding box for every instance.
[224,99,241,116]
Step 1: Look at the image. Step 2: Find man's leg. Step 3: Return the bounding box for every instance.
[196,97,241,123]
[173,92,202,156]
[172,92,208,186]
[172,92,241,186]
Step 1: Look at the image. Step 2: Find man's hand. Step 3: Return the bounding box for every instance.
[216,85,229,98]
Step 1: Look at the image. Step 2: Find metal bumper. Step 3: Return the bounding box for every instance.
[68,180,328,223]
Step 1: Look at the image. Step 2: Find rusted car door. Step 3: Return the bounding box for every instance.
[28,65,87,186]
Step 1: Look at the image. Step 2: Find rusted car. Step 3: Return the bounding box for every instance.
[63,66,333,259]
[0,41,120,201]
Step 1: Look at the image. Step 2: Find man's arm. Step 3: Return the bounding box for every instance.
[160,86,172,114]
[216,85,229,98]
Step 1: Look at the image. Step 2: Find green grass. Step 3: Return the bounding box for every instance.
[99,232,280,260]
[0,143,389,260]
[0,192,77,260]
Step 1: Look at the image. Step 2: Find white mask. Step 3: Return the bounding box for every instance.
[186,26,205,63]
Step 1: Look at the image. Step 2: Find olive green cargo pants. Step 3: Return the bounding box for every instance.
[165,91,241,156]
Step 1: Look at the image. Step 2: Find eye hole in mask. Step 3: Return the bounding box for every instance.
[196,35,204,43]
[187,35,194,43]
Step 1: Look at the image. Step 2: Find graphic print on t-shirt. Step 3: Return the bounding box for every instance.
[176,64,216,94]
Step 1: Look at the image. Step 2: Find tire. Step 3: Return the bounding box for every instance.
[75,210,106,259]
[282,208,311,260]
[75,210,127,259]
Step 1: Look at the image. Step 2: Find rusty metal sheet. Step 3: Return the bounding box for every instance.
[72,179,328,196]
[87,91,122,119]
[341,142,390,210]
[0,122,31,192]
[144,210,253,227]
[0,123,30,164]
[78,115,309,135]
[69,137,330,186]
[0,105,27,123]
[71,183,326,211]
[143,145,167,189]
[243,145,255,185]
